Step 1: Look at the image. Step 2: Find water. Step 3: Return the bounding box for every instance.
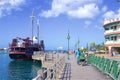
[0,52,42,80]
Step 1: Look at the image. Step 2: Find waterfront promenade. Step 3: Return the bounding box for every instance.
[64,54,113,80]
[33,53,115,80]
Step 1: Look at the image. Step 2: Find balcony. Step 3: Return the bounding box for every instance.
[104,29,120,36]
[105,40,120,47]
[104,18,120,26]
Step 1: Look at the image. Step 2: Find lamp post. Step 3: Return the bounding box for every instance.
[67,30,70,60]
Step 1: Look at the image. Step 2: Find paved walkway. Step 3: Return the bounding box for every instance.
[63,54,113,80]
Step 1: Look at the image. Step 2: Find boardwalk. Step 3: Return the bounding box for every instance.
[63,54,113,80]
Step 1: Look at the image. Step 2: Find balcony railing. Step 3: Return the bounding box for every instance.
[104,29,120,36]
[105,40,120,46]
[104,18,120,25]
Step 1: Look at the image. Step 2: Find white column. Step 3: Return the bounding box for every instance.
[108,46,112,56]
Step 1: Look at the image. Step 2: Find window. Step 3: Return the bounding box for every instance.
[114,36,117,41]
[105,36,110,41]
[111,27,113,29]
[111,36,117,41]
[113,26,117,30]
[111,36,113,40]
[105,28,109,30]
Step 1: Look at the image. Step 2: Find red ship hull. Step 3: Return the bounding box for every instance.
[9,51,32,60]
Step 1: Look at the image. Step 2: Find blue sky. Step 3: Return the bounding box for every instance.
[0,0,120,50]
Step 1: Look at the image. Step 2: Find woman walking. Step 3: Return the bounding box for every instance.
[75,48,81,65]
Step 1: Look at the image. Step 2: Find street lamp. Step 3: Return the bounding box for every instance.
[67,30,70,60]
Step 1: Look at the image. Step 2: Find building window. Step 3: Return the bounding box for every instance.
[109,26,117,30]
[111,36,117,41]
[105,36,110,41]
[111,26,113,29]
[114,36,117,41]
[111,36,113,40]
[113,26,117,30]
[105,28,109,31]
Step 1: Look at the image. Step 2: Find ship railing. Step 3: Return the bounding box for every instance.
[33,56,66,80]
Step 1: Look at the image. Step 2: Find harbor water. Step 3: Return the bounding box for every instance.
[0,52,42,80]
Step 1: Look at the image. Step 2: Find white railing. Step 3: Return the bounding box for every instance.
[33,56,66,80]
[105,40,120,44]
[104,18,120,25]
[104,30,113,34]
[104,29,120,35]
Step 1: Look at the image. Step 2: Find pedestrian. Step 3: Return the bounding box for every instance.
[85,52,89,64]
[75,48,81,65]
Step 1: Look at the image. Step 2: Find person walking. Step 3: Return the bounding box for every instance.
[75,48,81,65]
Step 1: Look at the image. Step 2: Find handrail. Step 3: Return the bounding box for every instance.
[87,55,120,80]
[33,56,66,80]
[44,56,65,80]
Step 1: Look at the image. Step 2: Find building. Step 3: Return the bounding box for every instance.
[104,18,120,56]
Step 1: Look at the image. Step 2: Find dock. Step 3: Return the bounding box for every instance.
[32,51,65,68]
[32,52,120,80]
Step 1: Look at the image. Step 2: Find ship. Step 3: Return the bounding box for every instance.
[9,11,45,60]
[9,37,44,60]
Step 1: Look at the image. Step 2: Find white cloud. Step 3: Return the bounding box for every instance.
[67,4,99,18]
[85,21,92,25]
[101,6,107,12]
[84,21,92,28]
[103,8,120,19]
[0,0,26,17]
[95,25,103,30]
[84,20,92,28]
[103,11,115,19]
[41,0,102,19]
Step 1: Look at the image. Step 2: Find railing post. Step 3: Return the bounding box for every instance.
[54,63,57,80]
[36,70,43,80]
[52,64,55,80]
[52,53,53,61]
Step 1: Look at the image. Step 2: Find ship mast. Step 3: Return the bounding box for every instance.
[30,11,35,44]
[37,19,40,44]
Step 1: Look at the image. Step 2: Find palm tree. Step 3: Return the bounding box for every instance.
[90,42,95,51]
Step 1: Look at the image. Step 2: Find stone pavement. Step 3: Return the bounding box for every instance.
[62,54,113,80]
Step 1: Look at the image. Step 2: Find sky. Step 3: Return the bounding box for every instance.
[0,0,120,50]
